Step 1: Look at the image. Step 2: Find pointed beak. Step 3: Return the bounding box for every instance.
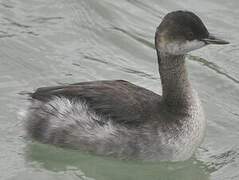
[202,34,229,45]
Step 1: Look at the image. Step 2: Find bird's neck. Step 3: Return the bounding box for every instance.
[157,51,195,114]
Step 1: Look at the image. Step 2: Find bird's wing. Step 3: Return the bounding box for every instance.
[31,80,161,126]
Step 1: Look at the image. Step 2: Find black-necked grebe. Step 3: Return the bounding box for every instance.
[25,11,229,161]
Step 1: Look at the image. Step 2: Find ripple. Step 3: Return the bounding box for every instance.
[31,16,64,24]
[3,17,31,29]
[83,55,157,80]
[0,2,14,9]
[206,148,239,172]
[112,26,154,49]
[188,55,239,84]
[126,0,164,18]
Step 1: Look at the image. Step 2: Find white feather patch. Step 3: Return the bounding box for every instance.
[160,40,205,55]
[42,97,117,141]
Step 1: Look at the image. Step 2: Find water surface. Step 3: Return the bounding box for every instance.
[0,0,238,179]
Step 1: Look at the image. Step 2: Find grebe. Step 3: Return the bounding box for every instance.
[25,11,229,161]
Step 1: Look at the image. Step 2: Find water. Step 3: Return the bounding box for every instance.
[0,0,238,179]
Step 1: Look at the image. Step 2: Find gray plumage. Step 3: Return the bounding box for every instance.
[25,10,229,161]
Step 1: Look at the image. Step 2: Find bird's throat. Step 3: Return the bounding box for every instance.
[157,51,194,114]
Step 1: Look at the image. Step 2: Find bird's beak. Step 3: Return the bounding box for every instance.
[202,34,229,45]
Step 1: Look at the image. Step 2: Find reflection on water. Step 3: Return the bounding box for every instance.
[0,0,238,180]
[19,143,209,180]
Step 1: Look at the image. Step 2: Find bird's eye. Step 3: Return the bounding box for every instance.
[187,32,194,40]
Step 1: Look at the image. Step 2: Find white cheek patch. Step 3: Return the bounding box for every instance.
[160,40,205,55]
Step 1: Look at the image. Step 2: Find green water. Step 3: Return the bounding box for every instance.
[0,0,238,179]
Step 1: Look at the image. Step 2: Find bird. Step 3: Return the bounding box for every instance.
[25,10,229,161]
